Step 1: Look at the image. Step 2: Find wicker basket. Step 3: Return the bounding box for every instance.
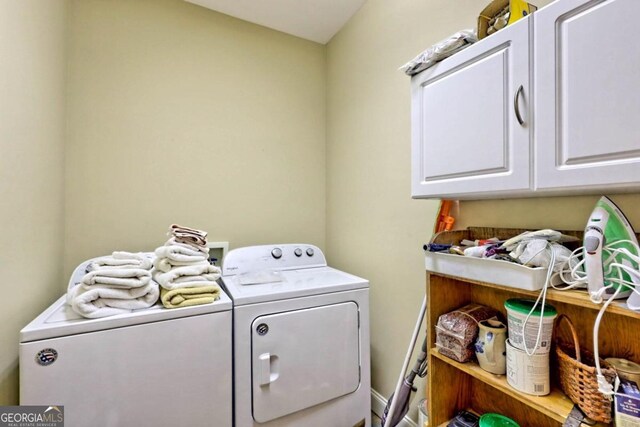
[555,315,616,424]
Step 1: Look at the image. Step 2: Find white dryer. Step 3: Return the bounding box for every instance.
[221,244,371,427]
[20,292,233,427]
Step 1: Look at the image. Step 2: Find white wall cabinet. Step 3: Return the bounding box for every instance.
[411,0,640,199]
[411,18,531,199]
[534,0,640,193]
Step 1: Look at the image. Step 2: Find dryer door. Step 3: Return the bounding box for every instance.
[251,302,360,423]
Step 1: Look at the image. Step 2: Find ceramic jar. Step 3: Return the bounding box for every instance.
[475,318,507,375]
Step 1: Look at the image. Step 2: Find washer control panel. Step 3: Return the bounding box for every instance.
[222,244,326,276]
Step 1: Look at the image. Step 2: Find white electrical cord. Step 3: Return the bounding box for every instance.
[594,284,620,397]
[498,234,640,401]
[592,282,640,403]
[553,238,640,403]
[489,232,640,410]
[552,246,589,290]
[521,241,557,356]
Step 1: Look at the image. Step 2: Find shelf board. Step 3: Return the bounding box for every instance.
[429,271,640,321]
[430,349,608,427]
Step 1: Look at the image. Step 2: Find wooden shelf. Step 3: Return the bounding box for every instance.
[431,349,607,427]
[429,271,640,321]
[426,228,635,426]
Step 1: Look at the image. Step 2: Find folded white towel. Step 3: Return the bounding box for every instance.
[153,257,209,273]
[157,275,219,289]
[153,263,222,290]
[165,237,209,254]
[68,252,154,292]
[82,268,151,289]
[67,282,159,319]
[86,251,153,272]
[155,244,209,263]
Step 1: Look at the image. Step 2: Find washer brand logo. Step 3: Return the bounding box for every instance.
[0,405,64,427]
[35,349,58,366]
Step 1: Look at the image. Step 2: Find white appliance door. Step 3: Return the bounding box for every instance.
[20,312,232,427]
[251,302,360,423]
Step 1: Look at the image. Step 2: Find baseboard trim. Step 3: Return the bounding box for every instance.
[371,389,417,427]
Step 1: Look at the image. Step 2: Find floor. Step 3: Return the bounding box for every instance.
[372,413,382,427]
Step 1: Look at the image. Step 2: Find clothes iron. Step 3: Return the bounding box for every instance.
[584,196,639,301]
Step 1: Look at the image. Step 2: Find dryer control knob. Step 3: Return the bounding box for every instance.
[294,248,303,257]
[271,248,283,259]
[306,248,314,257]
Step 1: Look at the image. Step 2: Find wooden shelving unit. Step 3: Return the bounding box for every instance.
[426,228,640,427]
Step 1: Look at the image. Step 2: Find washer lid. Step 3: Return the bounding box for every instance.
[20,289,232,343]
[221,266,368,305]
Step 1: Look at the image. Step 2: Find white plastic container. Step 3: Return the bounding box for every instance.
[506,339,550,396]
[505,298,557,354]
[424,252,562,291]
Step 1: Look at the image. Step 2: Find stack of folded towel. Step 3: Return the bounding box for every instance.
[67,251,159,319]
[153,224,222,309]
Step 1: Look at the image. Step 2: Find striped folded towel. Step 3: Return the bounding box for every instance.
[170,224,208,249]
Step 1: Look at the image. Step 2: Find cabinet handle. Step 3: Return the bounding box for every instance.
[514,85,525,126]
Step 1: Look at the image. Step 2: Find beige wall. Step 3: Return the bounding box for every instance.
[326,0,640,420]
[5,0,640,416]
[0,0,68,405]
[64,0,326,274]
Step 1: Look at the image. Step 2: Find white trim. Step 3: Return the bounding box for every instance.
[371,389,417,427]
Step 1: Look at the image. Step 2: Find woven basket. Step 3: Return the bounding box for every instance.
[555,315,616,424]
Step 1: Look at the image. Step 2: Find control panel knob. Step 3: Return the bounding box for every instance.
[271,248,283,259]
[294,248,303,257]
[306,248,314,257]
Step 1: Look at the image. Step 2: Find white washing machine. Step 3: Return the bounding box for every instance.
[20,291,233,427]
[221,244,371,427]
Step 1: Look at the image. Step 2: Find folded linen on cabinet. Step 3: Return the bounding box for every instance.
[160,284,221,309]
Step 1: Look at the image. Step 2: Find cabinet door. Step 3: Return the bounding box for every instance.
[535,0,640,192]
[411,17,531,199]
